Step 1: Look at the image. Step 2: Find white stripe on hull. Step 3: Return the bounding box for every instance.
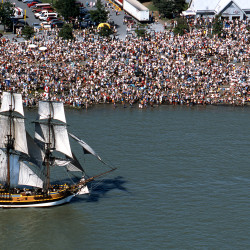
[0,195,75,208]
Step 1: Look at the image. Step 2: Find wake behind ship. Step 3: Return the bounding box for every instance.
[0,92,115,208]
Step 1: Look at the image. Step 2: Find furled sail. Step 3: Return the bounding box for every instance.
[0,92,24,116]
[38,101,66,123]
[69,133,105,164]
[0,115,28,155]
[35,123,73,158]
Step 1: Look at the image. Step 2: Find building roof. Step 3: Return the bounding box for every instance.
[189,0,250,12]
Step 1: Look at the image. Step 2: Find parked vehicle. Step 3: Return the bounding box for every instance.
[32,23,41,32]
[123,0,149,21]
[27,2,39,8]
[39,13,58,21]
[34,10,53,19]
[47,16,58,22]
[79,7,88,15]
[51,20,64,28]
[12,7,24,19]
[32,8,42,13]
[34,3,51,8]
[23,0,34,3]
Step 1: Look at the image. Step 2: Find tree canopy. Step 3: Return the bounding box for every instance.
[58,24,74,40]
[212,15,223,36]
[54,0,79,21]
[173,17,189,35]
[152,0,186,19]
[98,25,113,38]
[0,1,14,31]
[22,25,35,40]
[89,0,108,25]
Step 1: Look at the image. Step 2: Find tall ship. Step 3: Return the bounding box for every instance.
[0,91,115,208]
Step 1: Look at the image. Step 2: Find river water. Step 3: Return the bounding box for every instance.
[1,105,250,249]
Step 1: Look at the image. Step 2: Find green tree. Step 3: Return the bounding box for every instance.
[173,17,189,35]
[0,1,14,31]
[22,25,35,40]
[89,0,108,25]
[135,24,147,37]
[54,0,79,21]
[58,24,74,40]
[212,15,223,36]
[98,25,113,38]
[153,0,186,19]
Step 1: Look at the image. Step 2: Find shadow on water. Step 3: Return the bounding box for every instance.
[73,176,128,203]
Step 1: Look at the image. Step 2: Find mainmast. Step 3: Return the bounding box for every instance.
[35,92,73,194]
[44,106,52,193]
[44,93,53,194]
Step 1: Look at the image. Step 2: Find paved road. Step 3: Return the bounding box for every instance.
[4,0,164,40]
[10,0,42,26]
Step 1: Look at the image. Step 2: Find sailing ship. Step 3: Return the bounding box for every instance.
[0,91,115,208]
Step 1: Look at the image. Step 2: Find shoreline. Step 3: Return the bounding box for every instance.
[23,101,250,110]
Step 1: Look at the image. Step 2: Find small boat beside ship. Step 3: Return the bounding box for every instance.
[0,91,116,208]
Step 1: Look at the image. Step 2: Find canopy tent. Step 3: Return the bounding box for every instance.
[39,46,47,51]
[28,44,37,48]
[97,23,111,30]
[181,9,196,16]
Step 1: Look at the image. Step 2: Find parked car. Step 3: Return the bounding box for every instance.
[23,0,35,3]
[80,20,94,28]
[51,21,64,28]
[27,2,39,8]
[34,10,53,18]
[32,22,41,32]
[40,21,51,29]
[33,6,53,12]
[80,21,88,28]
[39,12,57,21]
[47,16,58,22]
[32,8,42,13]
[79,7,88,15]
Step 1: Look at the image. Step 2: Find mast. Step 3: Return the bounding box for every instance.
[44,96,52,194]
[6,92,14,193]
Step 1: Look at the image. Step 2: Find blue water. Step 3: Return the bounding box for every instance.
[1,105,250,249]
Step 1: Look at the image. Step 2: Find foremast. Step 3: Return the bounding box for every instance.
[5,95,15,194]
[0,91,29,194]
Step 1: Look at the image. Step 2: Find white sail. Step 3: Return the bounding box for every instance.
[0,92,24,116]
[0,149,7,183]
[38,101,66,123]
[14,118,28,155]
[53,159,82,172]
[77,185,89,195]
[10,154,20,186]
[0,151,20,186]
[0,115,9,149]
[69,133,104,163]
[35,123,72,158]
[77,177,89,194]
[18,161,43,188]
[0,150,43,188]
[54,125,73,158]
[0,115,28,155]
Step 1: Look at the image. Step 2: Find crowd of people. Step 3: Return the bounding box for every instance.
[0,18,249,108]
